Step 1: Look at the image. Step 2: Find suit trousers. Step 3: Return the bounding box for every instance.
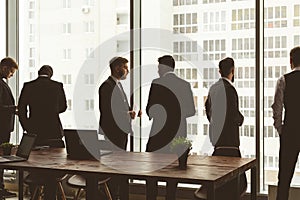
[276,135,300,200]
[0,131,11,190]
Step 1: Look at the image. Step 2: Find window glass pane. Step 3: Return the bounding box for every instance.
[19,0,130,133]
[141,2,256,192]
[264,0,300,191]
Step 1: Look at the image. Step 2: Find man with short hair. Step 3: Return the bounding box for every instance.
[0,57,18,198]
[205,57,246,200]
[99,56,136,200]
[18,65,67,147]
[18,65,67,200]
[272,46,300,200]
[145,55,195,200]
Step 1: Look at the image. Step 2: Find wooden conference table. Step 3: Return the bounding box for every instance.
[0,148,257,200]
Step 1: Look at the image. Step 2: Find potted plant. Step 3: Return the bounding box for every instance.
[0,142,14,156]
[170,136,192,169]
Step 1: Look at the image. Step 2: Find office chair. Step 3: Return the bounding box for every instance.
[24,173,67,200]
[66,174,112,200]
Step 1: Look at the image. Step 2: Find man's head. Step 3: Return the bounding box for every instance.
[290,46,300,69]
[0,57,18,79]
[219,57,235,82]
[158,55,175,77]
[38,65,53,78]
[109,57,129,80]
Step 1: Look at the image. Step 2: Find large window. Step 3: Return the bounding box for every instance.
[263,0,300,190]
[141,0,256,173]
[3,0,298,195]
[18,0,130,134]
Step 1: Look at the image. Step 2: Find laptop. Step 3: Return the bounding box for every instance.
[0,134,37,163]
[64,129,112,160]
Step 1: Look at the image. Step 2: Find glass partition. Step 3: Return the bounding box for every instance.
[263,0,300,190]
[18,0,130,138]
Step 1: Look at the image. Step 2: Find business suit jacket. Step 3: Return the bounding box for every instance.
[205,78,244,147]
[99,76,131,150]
[0,79,15,142]
[146,72,196,152]
[18,77,67,144]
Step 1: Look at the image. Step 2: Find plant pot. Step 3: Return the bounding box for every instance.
[2,146,12,156]
[177,148,190,170]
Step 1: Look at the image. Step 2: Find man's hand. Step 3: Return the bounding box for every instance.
[129,110,136,119]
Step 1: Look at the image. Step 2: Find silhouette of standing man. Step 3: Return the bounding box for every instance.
[18,65,67,147]
[272,46,300,200]
[18,65,67,200]
[0,57,18,199]
[145,55,195,200]
[99,57,136,200]
[205,57,246,200]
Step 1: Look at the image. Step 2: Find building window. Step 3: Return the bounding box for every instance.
[173,13,198,34]
[63,0,71,8]
[232,38,255,59]
[264,6,287,28]
[203,0,226,3]
[85,48,94,58]
[295,35,300,46]
[62,74,72,84]
[29,59,35,68]
[173,0,198,6]
[29,0,35,9]
[63,23,71,34]
[84,74,94,85]
[67,99,72,110]
[117,40,129,52]
[187,123,198,135]
[173,41,198,61]
[232,8,255,30]
[264,36,287,58]
[85,99,94,111]
[84,0,95,6]
[203,11,226,32]
[63,49,71,60]
[203,124,208,135]
[117,13,129,25]
[84,21,95,33]
[203,39,226,61]
[294,5,300,26]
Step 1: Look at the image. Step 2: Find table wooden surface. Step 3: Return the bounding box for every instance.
[0,148,257,200]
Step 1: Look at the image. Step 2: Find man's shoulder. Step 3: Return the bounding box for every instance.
[99,77,115,90]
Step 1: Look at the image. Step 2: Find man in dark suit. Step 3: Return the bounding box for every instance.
[99,56,136,200]
[18,65,67,200]
[272,46,300,200]
[205,57,246,200]
[145,55,195,200]
[0,57,18,198]
[18,65,67,147]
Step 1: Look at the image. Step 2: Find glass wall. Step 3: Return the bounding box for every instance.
[263,0,300,189]
[10,0,300,194]
[18,0,130,143]
[140,0,256,187]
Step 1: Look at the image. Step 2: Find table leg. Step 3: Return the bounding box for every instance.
[85,175,98,200]
[18,170,23,200]
[207,183,215,200]
[251,166,257,200]
[236,173,240,200]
